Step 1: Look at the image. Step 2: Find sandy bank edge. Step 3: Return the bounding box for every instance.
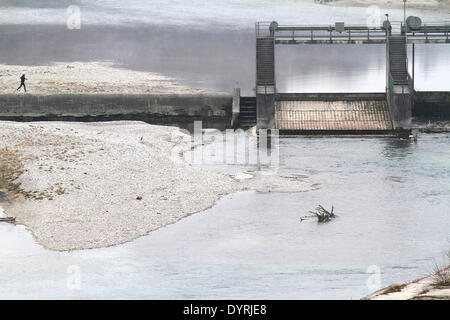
[363,266,450,300]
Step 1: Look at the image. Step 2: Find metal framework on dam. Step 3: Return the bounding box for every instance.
[250,17,450,134]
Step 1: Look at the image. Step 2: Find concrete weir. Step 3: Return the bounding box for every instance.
[275,93,393,134]
[0,93,232,131]
[0,91,446,134]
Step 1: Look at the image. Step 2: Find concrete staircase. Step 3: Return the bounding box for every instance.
[386,36,413,130]
[256,37,275,86]
[388,36,408,85]
[239,97,256,129]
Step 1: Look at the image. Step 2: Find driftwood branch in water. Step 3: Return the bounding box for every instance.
[301,205,337,223]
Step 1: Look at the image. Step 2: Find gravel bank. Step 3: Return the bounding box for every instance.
[0,61,208,95]
[0,121,316,251]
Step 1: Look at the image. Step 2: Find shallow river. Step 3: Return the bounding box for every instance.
[1,133,449,299]
[0,0,449,299]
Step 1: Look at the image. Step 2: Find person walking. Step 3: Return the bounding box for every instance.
[17,74,27,92]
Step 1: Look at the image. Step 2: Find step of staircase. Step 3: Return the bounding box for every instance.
[239,97,256,129]
[388,36,409,86]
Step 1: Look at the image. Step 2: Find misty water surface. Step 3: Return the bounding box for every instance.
[0,0,449,94]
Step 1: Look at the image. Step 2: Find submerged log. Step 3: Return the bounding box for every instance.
[0,217,15,224]
[301,205,337,223]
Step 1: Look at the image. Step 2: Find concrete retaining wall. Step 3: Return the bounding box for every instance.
[414,91,450,117]
[387,90,412,130]
[1,91,447,131]
[0,93,233,129]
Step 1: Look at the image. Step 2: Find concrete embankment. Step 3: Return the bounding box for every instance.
[0,93,233,131]
[0,91,448,132]
[414,92,450,118]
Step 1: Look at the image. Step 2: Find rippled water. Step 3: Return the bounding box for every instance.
[1,133,449,299]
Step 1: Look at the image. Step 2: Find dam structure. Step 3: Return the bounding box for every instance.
[235,17,450,135]
[0,17,448,134]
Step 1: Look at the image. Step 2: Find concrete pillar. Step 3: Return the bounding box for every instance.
[387,88,413,129]
[256,36,275,129]
[231,88,240,128]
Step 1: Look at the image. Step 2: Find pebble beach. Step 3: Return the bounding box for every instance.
[0,120,315,251]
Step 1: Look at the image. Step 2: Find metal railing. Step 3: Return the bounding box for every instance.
[388,73,394,94]
[402,22,450,41]
[275,24,389,42]
[388,72,413,97]
[256,80,276,95]
[257,20,450,43]
[256,22,390,42]
[255,22,273,37]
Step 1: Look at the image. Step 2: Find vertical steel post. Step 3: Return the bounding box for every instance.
[403,0,407,35]
[412,43,415,91]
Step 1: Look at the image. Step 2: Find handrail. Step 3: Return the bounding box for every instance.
[403,22,450,40]
[388,72,414,98]
[256,22,391,42]
[257,21,450,42]
[275,25,386,31]
[274,29,388,42]
[388,73,394,94]
[256,80,276,95]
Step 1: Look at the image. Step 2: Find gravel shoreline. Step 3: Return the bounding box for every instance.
[0,61,209,95]
[0,121,316,251]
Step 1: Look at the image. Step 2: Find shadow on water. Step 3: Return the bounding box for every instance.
[381,138,414,160]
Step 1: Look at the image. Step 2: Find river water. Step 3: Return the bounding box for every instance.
[0,0,449,299]
[1,133,450,299]
[0,0,449,94]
